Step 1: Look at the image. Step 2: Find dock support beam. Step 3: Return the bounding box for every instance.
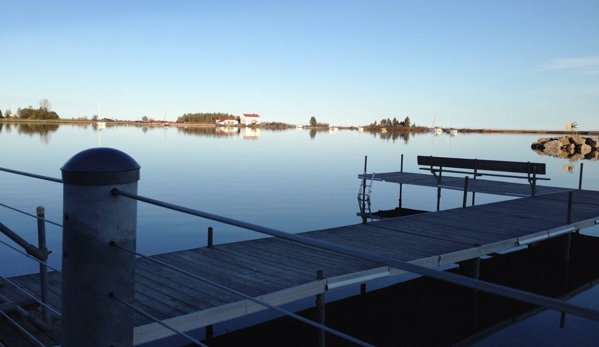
[61,148,140,347]
[560,193,574,328]
[316,270,326,347]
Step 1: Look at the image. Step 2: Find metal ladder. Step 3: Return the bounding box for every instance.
[358,172,375,221]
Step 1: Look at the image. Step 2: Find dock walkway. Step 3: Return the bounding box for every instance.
[360,171,573,197]
[2,189,598,346]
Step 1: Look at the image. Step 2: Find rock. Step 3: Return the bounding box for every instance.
[532,135,598,161]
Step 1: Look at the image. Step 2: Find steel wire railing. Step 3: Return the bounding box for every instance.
[0,310,46,347]
[0,202,63,228]
[110,293,212,347]
[0,276,61,318]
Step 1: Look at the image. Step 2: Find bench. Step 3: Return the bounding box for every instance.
[417,155,549,197]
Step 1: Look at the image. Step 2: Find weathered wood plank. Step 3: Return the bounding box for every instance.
[135,265,232,307]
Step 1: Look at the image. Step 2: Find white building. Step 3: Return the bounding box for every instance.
[242,113,261,125]
[216,116,238,126]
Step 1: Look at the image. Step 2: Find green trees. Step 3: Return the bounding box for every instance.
[13,99,60,120]
[367,116,416,130]
[177,112,233,123]
[308,117,329,127]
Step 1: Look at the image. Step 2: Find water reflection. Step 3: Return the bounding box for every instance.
[366,129,412,144]
[175,126,262,139]
[0,123,60,144]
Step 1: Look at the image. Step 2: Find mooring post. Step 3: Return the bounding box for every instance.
[398,154,403,208]
[36,206,50,324]
[462,176,469,208]
[316,270,326,347]
[208,226,214,248]
[578,162,584,190]
[61,148,140,347]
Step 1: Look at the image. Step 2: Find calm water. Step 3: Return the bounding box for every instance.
[1,123,598,345]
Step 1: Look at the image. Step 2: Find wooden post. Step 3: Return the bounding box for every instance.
[206,325,214,341]
[462,176,469,208]
[578,162,584,190]
[61,148,140,347]
[208,227,214,248]
[436,187,441,211]
[567,192,573,224]
[36,206,50,325]
[398,154,403,208]
[316,270,326,347]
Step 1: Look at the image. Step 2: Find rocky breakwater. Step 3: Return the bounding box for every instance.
[531,135,599,161]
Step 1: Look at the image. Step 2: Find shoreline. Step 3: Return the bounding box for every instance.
[1,119,597,135]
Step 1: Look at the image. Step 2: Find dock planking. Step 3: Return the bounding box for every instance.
[2,190,599,346]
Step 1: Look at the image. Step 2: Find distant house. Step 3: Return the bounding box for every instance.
[242,113,261,125]
[216,116,238,126]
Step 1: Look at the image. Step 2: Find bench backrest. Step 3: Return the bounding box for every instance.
[417,156,546,175]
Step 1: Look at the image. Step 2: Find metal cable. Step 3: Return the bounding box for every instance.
[113,188,599,322]
[0,276,61,317]
[109,293,208,347]
[112,243,378,347]
[0,310,46,347]
[0,167,62,184]
[0,202,63,228]
[0,240,62,274]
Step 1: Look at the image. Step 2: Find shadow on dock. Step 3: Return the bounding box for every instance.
[202,232,599,347]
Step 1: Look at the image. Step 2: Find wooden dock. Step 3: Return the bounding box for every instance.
[2,189,599,346]
[360,171,573,197]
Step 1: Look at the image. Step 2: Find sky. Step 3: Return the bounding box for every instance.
[1,1,598,129]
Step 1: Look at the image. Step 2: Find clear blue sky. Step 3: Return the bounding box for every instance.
[1,1,598,129]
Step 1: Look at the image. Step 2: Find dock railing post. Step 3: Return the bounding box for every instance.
[398,154,403,208]
[61,148,140,347]
[579,162,584,190]
[36,206,50,325]
[208,226,214,248]
[462,176,469,208]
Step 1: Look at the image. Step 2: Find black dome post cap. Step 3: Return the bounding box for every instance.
[61,148,141,185]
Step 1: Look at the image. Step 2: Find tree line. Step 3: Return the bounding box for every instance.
[2,99,60,120]
[369,116,412,128]
[177,112,236,123]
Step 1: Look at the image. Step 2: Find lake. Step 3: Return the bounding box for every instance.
[1,122,598,346]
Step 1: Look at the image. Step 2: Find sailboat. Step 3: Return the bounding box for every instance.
[96,102,106,129]
[431,113,443,135]
[162,110,169,127]
[447,113,457,135]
